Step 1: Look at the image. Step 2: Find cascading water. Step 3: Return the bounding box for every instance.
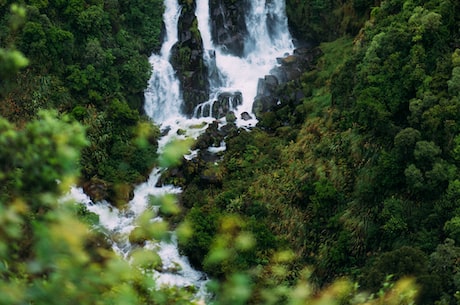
[194,0,294,126]
[70,0,294,302]
[144,1,182,124]
[70,0,210,299]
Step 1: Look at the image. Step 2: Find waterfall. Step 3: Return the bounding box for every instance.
[244,0,293,57]
[68,171,208,293]
[144,1,182,124]
[69,0,294,302]
[194,0,294,126]
[70,0,210,300]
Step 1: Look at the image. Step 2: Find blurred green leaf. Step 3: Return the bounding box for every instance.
[159,138,194,168]
[130,248,162,270]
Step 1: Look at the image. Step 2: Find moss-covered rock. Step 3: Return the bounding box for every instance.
[170,2,209,116]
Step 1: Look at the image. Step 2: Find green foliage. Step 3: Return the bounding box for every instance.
[361,246,429,292]
[159,139,194,168]
[76,5,110,35]
[0,111,202,305]
[0,108,420,305]
[108,99,138,124]
[428,239,460,303]
[444,217,460,243]
[0,0,163,202]
[0,5,28,96]
[0,110,87,204]
[173,1,460,303]
[0,48,28,78]
[380,197,410,245]
[182,205,220,268]
[81,106,159,195]
[2,0,460,303]
[118,0,164,53]
[286,0,372,42]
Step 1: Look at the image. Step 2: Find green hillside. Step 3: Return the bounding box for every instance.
[179,0,460,303]
[1,0,459,304]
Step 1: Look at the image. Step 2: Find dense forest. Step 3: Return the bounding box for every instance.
[0,0,163,206]
[1,0,460,304]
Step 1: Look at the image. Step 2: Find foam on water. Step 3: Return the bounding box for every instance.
[69,0,294,302]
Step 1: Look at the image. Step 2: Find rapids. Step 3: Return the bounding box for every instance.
[70,0,294,301]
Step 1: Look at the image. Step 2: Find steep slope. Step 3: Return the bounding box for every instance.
[177,0,460,303]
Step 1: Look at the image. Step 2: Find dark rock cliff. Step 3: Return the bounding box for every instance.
[170,1,210,116]
[253,46,323,118]
[171,0,323,118]
[209,0,247,56]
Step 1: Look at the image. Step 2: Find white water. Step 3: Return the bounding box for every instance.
[144,2,182,124]
[194,0,294,127]
[68,174,208,295]
[70,0,294,302]
[71,0,210,300]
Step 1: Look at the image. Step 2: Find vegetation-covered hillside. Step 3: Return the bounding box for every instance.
[0,0,163,205]
[178,0,460,304]
[1,0,459,304]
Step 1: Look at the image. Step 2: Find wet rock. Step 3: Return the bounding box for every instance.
[156,161,188,187]
[82,177,109,203]
[158,120,238,189]
[163,261,183,273]
[294,90,306,102]
[264,75,279,91]
[253,95,277,119]
[194,91,242,119]
[206,49,223,88]
[221,121,237,134]
[269,66,288,83]
[193,121,224,149]
[226,111,236,123]
[170,1,210,116]
[210,0,248,56]
[211,91,242,119]
[160,126,171,137]
[253,75,280,118]
[200,169,223,186]
[241,112,252,121]
[252,46,323,118]
[199,150,221,163]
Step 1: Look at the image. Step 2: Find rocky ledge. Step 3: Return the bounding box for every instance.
[252,46,323,118]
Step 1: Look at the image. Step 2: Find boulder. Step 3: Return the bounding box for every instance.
[253,75,280,118]
[82,177,109,203]
[252,46,323,118]
[193,120,224,149]
[211,91,242,119]
[241,112,252,121]
[194,91,242,119]
[225,111,236,123]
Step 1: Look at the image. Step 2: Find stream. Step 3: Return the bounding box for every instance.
[70,0,294,302]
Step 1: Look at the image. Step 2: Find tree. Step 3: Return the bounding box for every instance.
[0,48,28,96]
[413,140,441,169]
[361,246,429,291]
[428,239,460,304]
[0,111,199,305]
[394,127,421,157]
[76,5,110,37]
[448,49,460,96]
